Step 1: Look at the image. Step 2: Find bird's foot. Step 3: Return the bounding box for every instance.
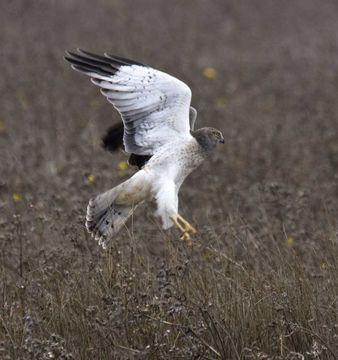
[180,231,192,246]
[171,214,197,246]
[177,214,197,235]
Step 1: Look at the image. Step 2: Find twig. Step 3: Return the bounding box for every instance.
[142,314,221,358]
[114,344,142,354]
[298,325,337,360]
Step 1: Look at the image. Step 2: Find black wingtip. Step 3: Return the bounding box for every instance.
[65,49,147,70]
[64,52,73,62]
[77,48,110,62]
[64,55,73,63]
[104,53,146,67]
[64,51,120,77]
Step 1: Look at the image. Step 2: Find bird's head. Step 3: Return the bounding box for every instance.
[191,127,224,151]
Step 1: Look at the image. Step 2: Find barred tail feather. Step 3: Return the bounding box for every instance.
[86,198,137,249]
[85,170,150,248]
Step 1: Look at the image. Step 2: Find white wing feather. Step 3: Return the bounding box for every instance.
[65,50,192,155]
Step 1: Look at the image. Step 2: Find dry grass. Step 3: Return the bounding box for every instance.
[1,0,338,359]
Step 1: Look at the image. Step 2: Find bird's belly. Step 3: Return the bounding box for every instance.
[149,155,203,186]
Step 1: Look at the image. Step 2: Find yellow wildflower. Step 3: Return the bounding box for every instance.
[118,160,128,172]
[286,236,294,247]
[320,262,327,270]
[203,67,216,79]
[118,160,128,176]
[87,174,95,183]
[13,193,23,202]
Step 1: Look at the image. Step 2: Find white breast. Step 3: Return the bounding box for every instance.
[145,136,205,186]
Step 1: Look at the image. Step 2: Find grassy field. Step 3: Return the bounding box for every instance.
[1,0,338,359]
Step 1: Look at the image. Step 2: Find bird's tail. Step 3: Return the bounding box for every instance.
[85,170,150,248]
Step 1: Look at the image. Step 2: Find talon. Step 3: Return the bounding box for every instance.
[189,226,197,235]
[180,232,190,241]
[170,214,196,246]
[180,232,192,246]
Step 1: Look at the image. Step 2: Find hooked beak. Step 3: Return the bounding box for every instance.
[217,137,225,150]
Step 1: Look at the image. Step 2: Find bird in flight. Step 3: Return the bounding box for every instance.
[65,49,224,248]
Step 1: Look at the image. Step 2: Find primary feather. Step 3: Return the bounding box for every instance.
[65,49,192,156]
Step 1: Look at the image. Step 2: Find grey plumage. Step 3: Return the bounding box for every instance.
[65,50,224,248]
[191,127,224,151]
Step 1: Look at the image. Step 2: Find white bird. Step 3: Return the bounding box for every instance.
[65,49,224,248]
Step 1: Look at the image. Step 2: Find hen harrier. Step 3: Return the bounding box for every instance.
[65,49,224,248]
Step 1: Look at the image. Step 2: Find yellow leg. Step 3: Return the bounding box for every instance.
[176,214,197,234]
[170,214,197,245]
[171,216,186,234]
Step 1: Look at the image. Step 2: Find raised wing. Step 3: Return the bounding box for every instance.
[65,49,192,155]
[102,106,197,153]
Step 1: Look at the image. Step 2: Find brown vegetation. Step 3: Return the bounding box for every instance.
[1,1,337,359]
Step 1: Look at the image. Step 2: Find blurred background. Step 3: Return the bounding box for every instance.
[2,0,338,248]
[2,0,338,201]
[1,1,338,358]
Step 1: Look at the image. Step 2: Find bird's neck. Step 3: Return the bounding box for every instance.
[190,129,214,152]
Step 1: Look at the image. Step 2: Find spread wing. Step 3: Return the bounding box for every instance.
[101,106,197,153]
[65,49,193,155]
